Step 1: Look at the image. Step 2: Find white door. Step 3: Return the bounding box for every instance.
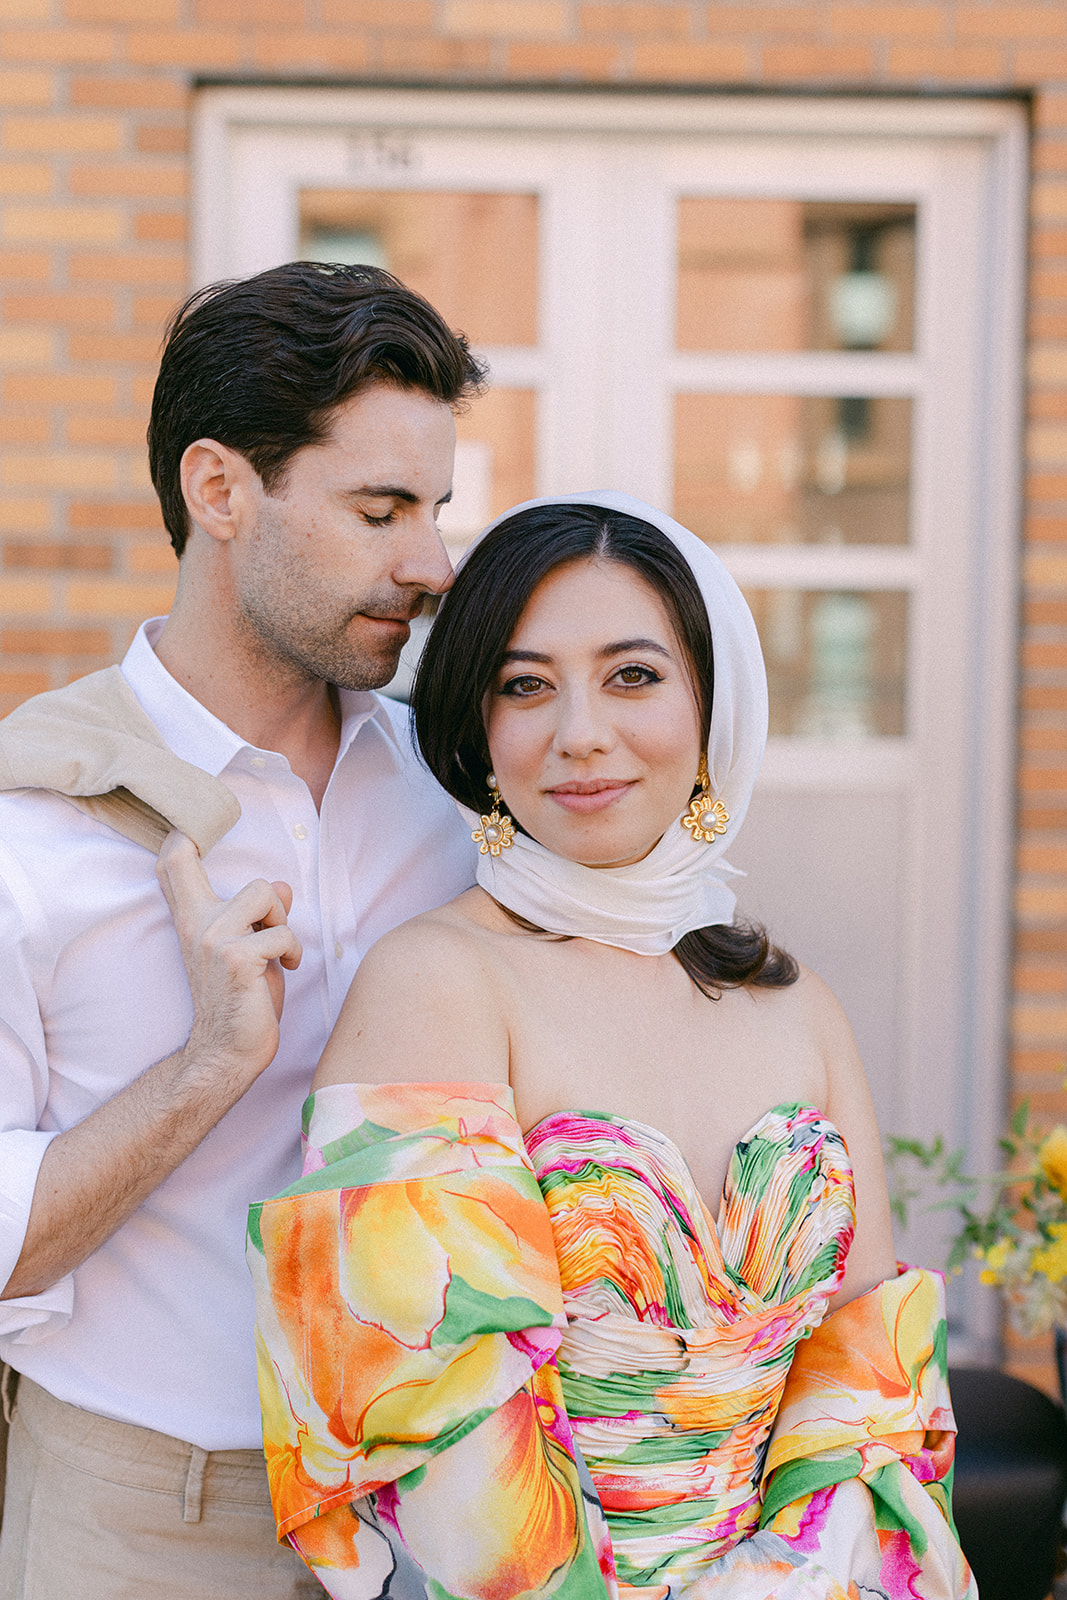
[195,90,1026,1357]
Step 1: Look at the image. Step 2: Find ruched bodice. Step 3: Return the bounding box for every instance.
[525,1106,855,1591]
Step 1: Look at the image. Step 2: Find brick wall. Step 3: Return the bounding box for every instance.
[3,0,1066,1387]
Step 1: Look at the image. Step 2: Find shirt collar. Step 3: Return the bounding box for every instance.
[121,618,402,779]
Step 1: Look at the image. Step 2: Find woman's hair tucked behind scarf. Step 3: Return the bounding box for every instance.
[411,503,796,995]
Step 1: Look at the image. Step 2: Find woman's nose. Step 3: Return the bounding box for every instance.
[553,689,613,758]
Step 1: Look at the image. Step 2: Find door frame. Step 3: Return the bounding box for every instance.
[193,87,1027,1359]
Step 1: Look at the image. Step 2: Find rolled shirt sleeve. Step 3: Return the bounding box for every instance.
[0,851,75,1341]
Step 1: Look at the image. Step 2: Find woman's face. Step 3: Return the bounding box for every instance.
[484,557,703,869]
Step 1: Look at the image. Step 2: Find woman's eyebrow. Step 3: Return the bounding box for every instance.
[501,638,673,665]
[598,638,672,660]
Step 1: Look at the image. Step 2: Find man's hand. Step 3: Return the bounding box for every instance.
[156,831,302,1092]
[2,835,303,1301]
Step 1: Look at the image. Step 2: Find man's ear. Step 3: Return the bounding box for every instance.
[180,438,254,546]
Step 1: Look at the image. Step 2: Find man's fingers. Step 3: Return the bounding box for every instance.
[271,880,294,917]
[156,830,219,922]
[246,925,303,970]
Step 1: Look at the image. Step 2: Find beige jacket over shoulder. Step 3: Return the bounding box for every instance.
[0,666,240,854]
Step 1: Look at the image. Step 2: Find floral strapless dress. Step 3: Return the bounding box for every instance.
[247,1083,975,1600]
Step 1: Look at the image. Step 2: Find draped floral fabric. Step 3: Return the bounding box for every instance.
[247,1084,975,1600]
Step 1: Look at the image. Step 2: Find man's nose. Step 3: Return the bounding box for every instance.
[396,507,454,595]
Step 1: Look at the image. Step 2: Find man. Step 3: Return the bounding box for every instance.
[0,262,483,1597]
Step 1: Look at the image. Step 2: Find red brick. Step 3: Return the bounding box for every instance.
[0,28,116,63]
[67,415,148,447]
[957,5,1067,40]
[1031,312,1067,339]
[884,42,1006,78]
[0,669,49,698]
[4,541,112,570]
[1024,642,1067,669]
[4,374,117,406]
[507,40,620,75]
[251,32,372,69]
[1033,141,1067,177]
[134,211,187,242]
[762,43,875,77]
[69,73,187,109]
[69,163,187,199]
[1025,599,1067,623]
[322,0,434,23]
[1018,930,1067,954]
[69,332,162,363]
[1014,46,1067,79]
[3,626,110,654]
[1026,516,1067,539]
[828,4,944,36]
[68,499,163,530]
[581,3,691,34]
[632,39,750,77]
[65,0,180,19]
[1022,690,1067,712]
[196,0,307,18]
[1030,472,1067,500]
[376,35,493,70]
[0,417,49,444]
[135,124,187,155]
[70,249,186,284]
[1033,269,1067,300]
[125,29,244,68]
[704,6,823,31]
[2,290,115,325]
[0,248,50,278]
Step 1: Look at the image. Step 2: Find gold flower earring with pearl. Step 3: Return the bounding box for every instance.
[471,773,516,857]
[681,754,729,843]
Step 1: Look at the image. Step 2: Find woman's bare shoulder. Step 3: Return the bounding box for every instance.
[313,889,514,1089]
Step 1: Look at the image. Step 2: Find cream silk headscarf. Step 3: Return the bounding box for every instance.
[452,491,768,955]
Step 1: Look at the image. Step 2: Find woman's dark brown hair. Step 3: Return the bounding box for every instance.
[411,502,796,996]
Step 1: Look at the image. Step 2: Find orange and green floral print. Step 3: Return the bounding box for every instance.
[248,1088,975,1600]
[247,1082,616,1600]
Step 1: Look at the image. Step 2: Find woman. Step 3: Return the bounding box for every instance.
[243,493,974,1599]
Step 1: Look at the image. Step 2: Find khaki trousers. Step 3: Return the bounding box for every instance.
[0,1377,322,1600]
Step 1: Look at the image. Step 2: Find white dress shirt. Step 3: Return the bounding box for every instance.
[0,619,475,1449]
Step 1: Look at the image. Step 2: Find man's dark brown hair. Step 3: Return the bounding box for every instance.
[148,261,486,556]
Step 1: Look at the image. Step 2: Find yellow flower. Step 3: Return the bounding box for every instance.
[1030,1222,1067,1284]
[1039,1125,1067,1200]
[980,1239,1012,1274]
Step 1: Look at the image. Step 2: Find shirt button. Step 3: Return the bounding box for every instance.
[250,756,266,769]
[293,823,308,840]
[334,941,343,960]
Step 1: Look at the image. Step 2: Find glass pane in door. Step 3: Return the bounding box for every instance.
[300,188,539,345]
[676,198,916,352]
[744,587,909,737]
[674,393,911,545]
[301,187,540,554]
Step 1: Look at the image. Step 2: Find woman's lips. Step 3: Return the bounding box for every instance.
[546,780,634,814]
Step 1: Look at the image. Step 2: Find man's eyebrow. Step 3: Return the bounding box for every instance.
[342,485,454,506]
[343,484,419,504]
[501,638,672,665]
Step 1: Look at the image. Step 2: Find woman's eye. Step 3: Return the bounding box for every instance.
[500,674,547,697]
[614,664,661,686]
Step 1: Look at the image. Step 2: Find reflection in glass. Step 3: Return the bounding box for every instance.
[676,199,915,353]
[674,394,910,545]
[744,588,907,738]
[299,188,539,346]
